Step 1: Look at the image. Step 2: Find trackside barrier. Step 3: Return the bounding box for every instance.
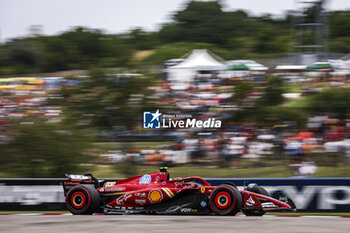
[0,178,349,212]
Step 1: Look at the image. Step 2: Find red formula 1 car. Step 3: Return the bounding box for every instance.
[62,168,296,216]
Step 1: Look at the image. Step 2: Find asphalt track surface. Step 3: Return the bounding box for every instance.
[0,215,349,233]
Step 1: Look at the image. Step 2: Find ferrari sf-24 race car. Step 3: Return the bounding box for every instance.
[62,168,296,216]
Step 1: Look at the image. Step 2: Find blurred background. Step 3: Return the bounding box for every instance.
[1,0,350,178]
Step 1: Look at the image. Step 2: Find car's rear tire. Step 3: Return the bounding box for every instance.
[66,185,100,215]
[209,184,242,216]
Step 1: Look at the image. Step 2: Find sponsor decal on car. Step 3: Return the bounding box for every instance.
[246,196,256,206]
[180,208,191,213]
[135,199,146,205]
[155,176,160,183]
[63,181,78,186]
[134,192,147,197]
[139,175,151,184]
[104,182,116,187]
[103,187,126,192]
[148,189,163,203]
[179,208,197,213]
[262,202,277,208]
[116,194,132,205]
[200,201,207,207]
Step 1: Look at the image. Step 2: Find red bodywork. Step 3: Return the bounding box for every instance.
[241,190,293,210]
[96,171,214,208]
[62,170,296,215]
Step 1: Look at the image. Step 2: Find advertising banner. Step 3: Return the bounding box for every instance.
[0,178,349,212]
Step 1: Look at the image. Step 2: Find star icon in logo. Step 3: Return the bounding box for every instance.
[150,109,161,122]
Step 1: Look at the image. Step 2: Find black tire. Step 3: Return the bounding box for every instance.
[286,197,296,210]
[244,184,268,216]
[259,187,270,197]
[66,185,100,215]
[209,184,242,216]
[246,183,269,196]
[242,209,265,216]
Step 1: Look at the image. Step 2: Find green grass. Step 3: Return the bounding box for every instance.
[2,164,350,178]
[82,165,293,178]
[314,165,350,177]
[93,141,174,154]
[82,164,350,178]
[284,96,312,108]
[285,83,302,93]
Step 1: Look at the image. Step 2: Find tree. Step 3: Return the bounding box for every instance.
[126,28,158,50]
[3,5,350,72]
[307,88,350,118]
[39,27,133,72]
[329,37,350,53]
[329,11,350,38]
[172,1,229,45]
[253,28,279,53]
[4,39,40,73]
[58,69,156,130]
[157,0,289,52]
[39,36,72,71]
[0,119,91,177]
[0,44,6,74]
[158,23,184,43]
[233,81,254,105]
[259,76,285,106]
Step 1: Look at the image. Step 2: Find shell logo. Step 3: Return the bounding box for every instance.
[149,189,163,203]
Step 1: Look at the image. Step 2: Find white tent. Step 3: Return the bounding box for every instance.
[227,60,269,71]
[167,49,226,90]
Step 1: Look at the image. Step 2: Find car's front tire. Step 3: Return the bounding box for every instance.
[66,185,100,215]
[209,184,242,216]
[242,209,265,216]
[246,183,269,196]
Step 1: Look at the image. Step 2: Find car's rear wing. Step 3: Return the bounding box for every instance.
[62,173,100,196]
[65,174,92,180]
